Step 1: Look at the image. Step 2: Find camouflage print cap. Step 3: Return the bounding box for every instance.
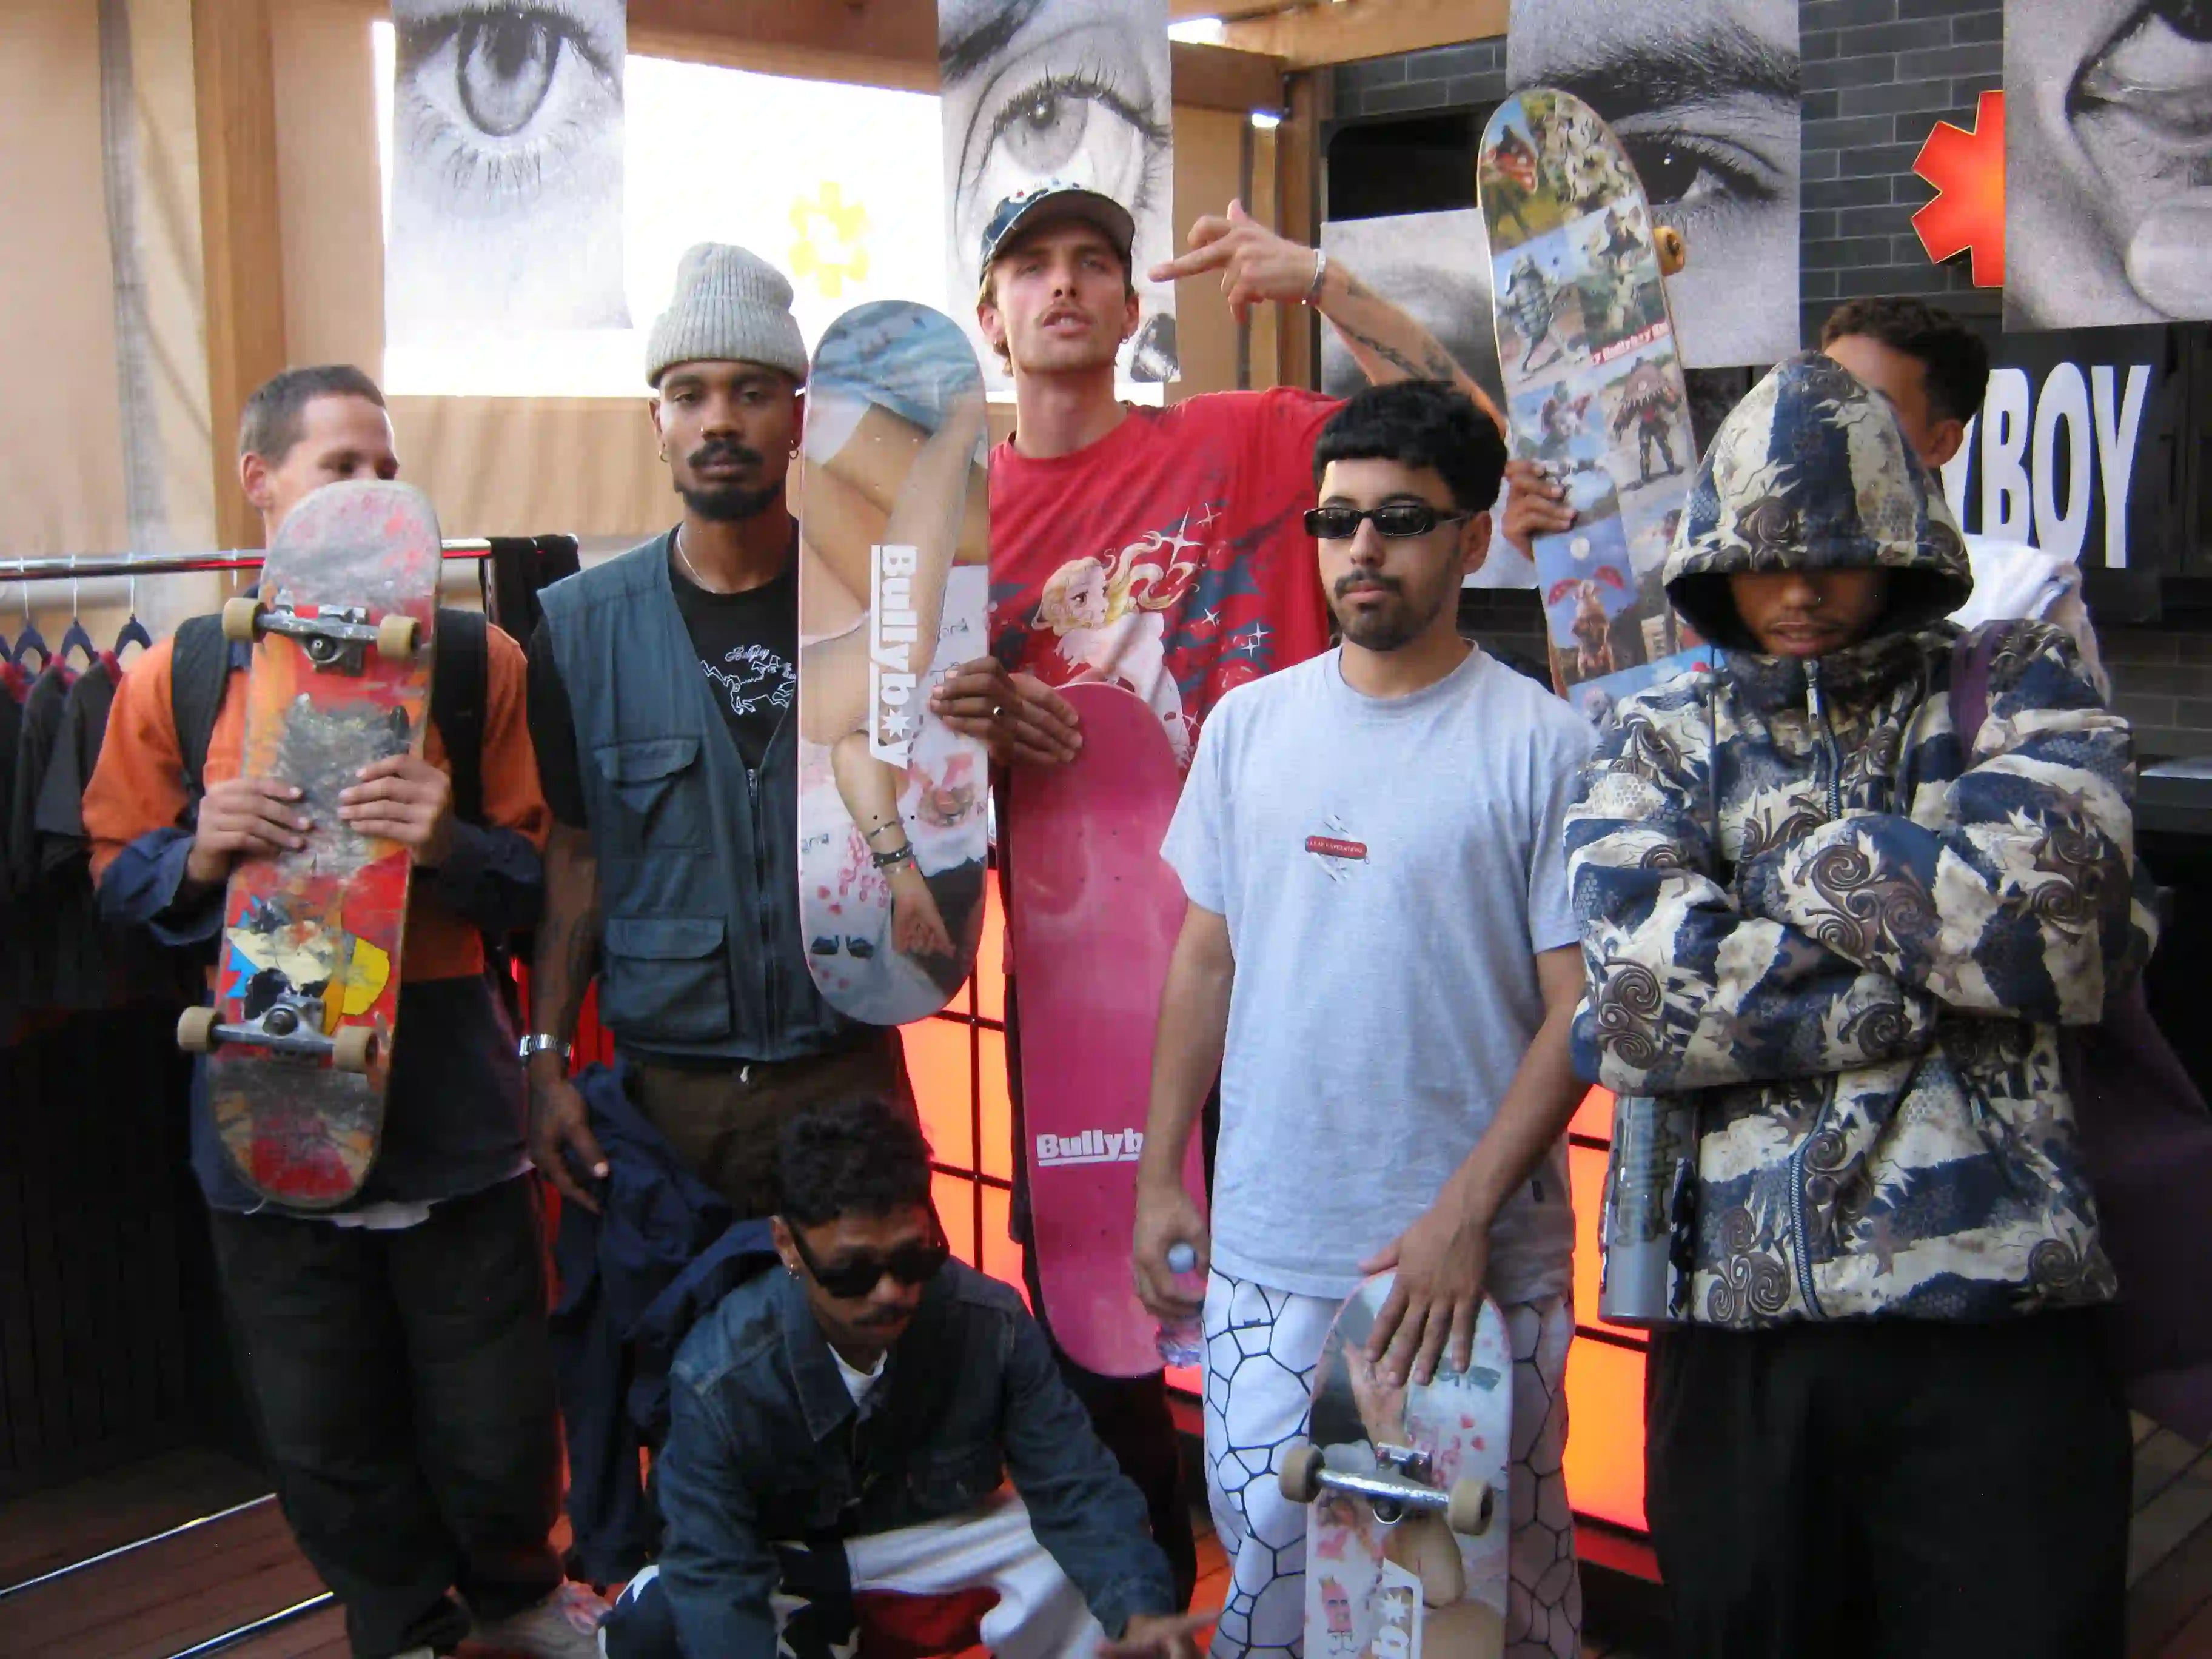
[978,181,1136,281]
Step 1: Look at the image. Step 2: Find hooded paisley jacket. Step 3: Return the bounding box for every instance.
[1566,354,2157,1329]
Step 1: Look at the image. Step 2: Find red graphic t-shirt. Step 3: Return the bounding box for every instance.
[988,388,1341,766]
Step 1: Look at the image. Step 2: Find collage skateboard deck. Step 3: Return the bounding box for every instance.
[1479,87,1708,725]
[176,480,440,1209]
[1007,683,1207,1377]
[1282,1275,1513,1659]
[797,300,991,1026]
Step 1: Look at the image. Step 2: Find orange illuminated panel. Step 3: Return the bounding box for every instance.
[1564,1336,1648,1532]
[980,1182,1027,1304]
[934,1171,977,1264]
[976,871,1006,1022]
[977,1028,1014,1182]
[1569,1086,1617,1142]
[902,1019,976,1173]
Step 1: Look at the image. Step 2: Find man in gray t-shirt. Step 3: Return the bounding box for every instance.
[1134,382,1592,1659]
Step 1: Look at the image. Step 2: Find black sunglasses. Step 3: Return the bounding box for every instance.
[789,1222,951,1300]
[1304,503,1471,541]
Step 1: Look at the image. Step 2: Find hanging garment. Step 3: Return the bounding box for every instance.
[7,663,76,1008]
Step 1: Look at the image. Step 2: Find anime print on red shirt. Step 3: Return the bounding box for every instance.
[988,389,1339,767]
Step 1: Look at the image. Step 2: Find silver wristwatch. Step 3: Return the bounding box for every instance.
[518,1033,571,1064]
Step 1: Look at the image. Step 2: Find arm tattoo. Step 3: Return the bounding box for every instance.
[1336,321,1429,380]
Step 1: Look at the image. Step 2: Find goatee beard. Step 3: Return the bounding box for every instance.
[680,481,781,522]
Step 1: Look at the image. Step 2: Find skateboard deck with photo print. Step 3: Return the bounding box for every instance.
[1281,1274,1513,1659]
[1479,87,1705,715]
[176,480,439,1209]
[797,300,991,1026]
[1006,683,1208,1376]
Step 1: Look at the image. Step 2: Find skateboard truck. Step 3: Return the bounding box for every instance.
[1279,1439,1495,1537]
[178,1001,379,1073]
[223,591,418,673]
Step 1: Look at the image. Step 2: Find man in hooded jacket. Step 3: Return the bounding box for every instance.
[1566,353,2157,1658]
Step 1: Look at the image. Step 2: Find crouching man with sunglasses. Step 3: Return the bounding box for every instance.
[600,1094,1206,1659]
[1134,381,1595,1658]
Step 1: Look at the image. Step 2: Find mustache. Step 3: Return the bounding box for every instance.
[689,438,763,470]
[1334,572,1403,598]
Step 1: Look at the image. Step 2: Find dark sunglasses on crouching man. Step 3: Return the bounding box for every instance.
[788,1220,953,1299]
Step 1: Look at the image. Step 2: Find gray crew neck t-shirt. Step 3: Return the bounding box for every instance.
[1161,646,1591,1305]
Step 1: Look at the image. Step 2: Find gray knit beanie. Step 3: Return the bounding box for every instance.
[645,243,809,387]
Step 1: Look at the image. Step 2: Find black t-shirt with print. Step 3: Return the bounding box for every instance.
[528,536,797,830]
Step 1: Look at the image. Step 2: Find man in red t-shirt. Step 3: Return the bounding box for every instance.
[924,179,1503,1610]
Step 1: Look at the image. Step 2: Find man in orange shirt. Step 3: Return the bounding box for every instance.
[82,366,606,1659]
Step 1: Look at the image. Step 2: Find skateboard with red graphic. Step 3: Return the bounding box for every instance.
[1281,1275,1511,1659]
[1007,682,1207,1376]
[175,480,439,1208]
[1480,86,1703,714]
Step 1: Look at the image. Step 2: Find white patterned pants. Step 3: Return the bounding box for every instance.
[1201,1273,1580,1659]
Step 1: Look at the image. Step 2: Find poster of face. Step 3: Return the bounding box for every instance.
[939,0,1178,395]
[2005,0,2212,329]
[1506,0,1800,369]
[386,0,629,349]
[376,44,948,397]
[1318,210,1533,588]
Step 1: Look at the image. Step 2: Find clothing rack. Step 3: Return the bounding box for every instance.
[2,539,504,583]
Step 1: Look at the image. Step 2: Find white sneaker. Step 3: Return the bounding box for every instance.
[470,1581,611,1659]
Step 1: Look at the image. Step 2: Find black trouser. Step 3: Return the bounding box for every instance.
[209,1176,565,1658]
[1647,1310,2130,1659]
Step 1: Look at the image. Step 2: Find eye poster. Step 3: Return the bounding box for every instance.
[386,0,629,350]
[938,0,1179,396]
[1504,0,1800,369]
[2005,0,2212,328]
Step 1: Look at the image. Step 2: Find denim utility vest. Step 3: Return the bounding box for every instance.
[538,534,856,1062]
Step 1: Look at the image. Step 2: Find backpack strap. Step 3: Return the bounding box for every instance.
[170,612,233,822]
[430,606,489,830]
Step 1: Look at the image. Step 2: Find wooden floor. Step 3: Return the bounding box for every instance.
[5,1419,2208,1658]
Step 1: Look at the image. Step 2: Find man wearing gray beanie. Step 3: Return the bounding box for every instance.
[523,244,916,1232]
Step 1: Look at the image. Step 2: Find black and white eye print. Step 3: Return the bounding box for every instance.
[1316,209,1533,589]
[939,0,1177,393]
[2006,0,2212,327]
[1506,0,1800,368]
[386,0,629,346]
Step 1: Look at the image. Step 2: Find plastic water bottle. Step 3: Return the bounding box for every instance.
[1156,1242,1205,1368]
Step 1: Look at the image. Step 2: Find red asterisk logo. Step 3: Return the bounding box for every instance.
[1912,89,2004,287]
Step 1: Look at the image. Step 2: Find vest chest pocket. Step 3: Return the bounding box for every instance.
[600,916,731,1043]
[592,737,708,852]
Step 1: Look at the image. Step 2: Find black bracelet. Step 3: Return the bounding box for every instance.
[870,843,917,871]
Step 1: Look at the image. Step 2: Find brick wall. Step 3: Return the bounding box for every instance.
[1797,0,2001,335]
[1332,38,1506,117]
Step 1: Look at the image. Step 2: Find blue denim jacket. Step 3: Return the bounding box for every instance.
[654,1259,1175,1657]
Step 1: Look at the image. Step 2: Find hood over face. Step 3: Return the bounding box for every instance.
[1664,351,1971,654]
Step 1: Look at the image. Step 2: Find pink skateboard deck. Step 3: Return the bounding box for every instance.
[1008,682,1207,1377]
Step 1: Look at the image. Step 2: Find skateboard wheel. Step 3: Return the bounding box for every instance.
[177,1006,220,1054]
[1279,1441,1324,1505]
[332,1025,378,1073]
[1656,226,1687,276]
[375,615,420,660]
[1445,1476,1494,1537]
[221,595,262,644]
